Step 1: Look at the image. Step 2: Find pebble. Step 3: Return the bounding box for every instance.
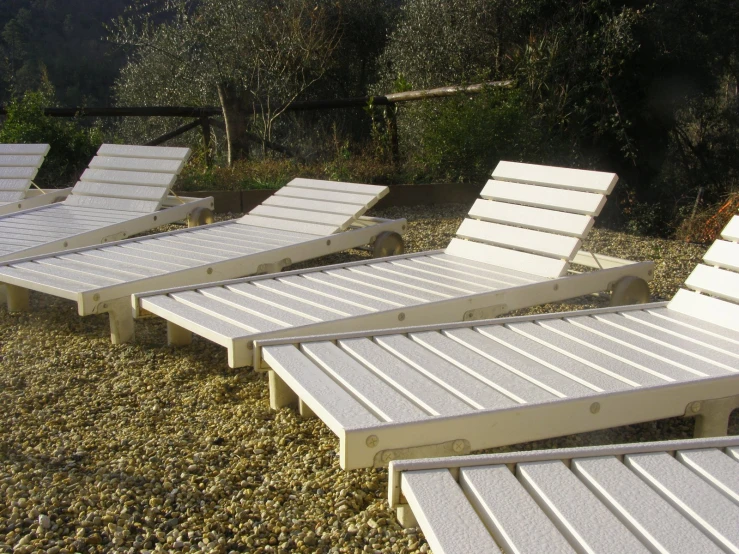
[1,205,735,553]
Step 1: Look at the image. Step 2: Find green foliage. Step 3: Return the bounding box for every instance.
[0,90,102,187]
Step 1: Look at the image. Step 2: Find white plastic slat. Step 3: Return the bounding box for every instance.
[0,266,89,294]
[210,285,323,325]
[9,260,121,287]
[171,290,283,333]
[626,451,739,552]
[728,447,739,462]
[492,160,619,194]
[330,268,443,302]
[481,180,607,216]
[401,469,502,554]
[419,254,540,284]
[677,449,739,506]
[96,144,191,160]
[339,337,476,416]
[456,218,581,260]
[667,290,739,333]
[70,252,167,278]
[116,243,207,266]
[88,156,185,173]
[304,272,416,307]
[287,177,387,196]
[72,182,170,202]
[0,155,44,167]
[685,264,739,303]
[360,262,479,295]
[273,186,373,206]
[0,191,25,202]
[263,195,361,216]
[517,460,650,553]
[64,194,160,213]
[263,343,380,432]
[279,274,403,311]
[394,258,520,290]
[32,257,148,283]
[376,333,522,409]
[236,214,336,236]
[722,216,739,242]
[199,287,313,328]
[0,144,50,156]
[0,168,36,178]
[445,238,568,278]
[468,198,594,237]
[79,168,177,188]
[704,240,739,272]
[301,341,431,422]
[626,310,739,353]
[255,280,369,317]
[79,247,190,273]
[573,456,723,553]
[459,465,577,554]
[223,283,341,324]
[0,178,32,190]
[249,205,351,228]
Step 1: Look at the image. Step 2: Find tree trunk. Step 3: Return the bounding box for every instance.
[217,81,250,166]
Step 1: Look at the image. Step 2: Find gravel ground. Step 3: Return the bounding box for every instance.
[1,204,737,554]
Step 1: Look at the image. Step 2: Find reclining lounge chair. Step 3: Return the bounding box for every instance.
[253,213,739,469]
[388,436,739,553]
[0,144,72,215]
[0,144,213,262]
[133,161,654,368]
[0,178,405,343]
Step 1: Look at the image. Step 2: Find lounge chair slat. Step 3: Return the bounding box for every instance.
[625,452,739,551]
[249,205,353,228]
[0,191,26,202]
[63,195,161,213]
[420,254,540,284]
[459,465,577,554]
[88,156,185,173]
[114,244,203,267]
[171,290,284,333]
[627,310,739,350]
[72,182,170,202]
[667,290,739,332]
[480,180,607,216]
[517,460,651,553]
[264,343,380,432]
[12,260,123,287]
[704,240,739,272]
[0,266,88,295]
[492,160,618,194]
[301,341,431,421]
[255,280,370,317]
[69,252,167,277]
[224,283,343,323]
[339,337,477,415]
[0,144,50,156]
[376,333,530,408]
[456,218,581,260]
[0,155,45,167]
[0,168,35,178]
[728,447,739,462]
[0,178,33,190]
[200,286,316,327]
[36,255,153,281]
[236,214,337,236]
[96,144,190,160]
[279,274,403,311]
[722,215,739,241]
[401,469,503,554]
[361,261,487,294]
[141,294,250,340]
[152,236,255,258]
[572,456,724,553]
[332,267,447,301]
[129,238,228,262]
[685,264,739,303]
[467,198,594,237]
[392,258,520,290]
[677,449,739,506]
[287,177,387,196]
[272,186,374,206]
[263,195,362,216]
[409,330,557,403]
[79,247,189,272]
[445,238,568,278]
[79,168,177,188]
[303,272,416,307]
[201,223,306,244]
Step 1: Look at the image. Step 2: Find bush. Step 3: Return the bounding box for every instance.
[0,90,102,187]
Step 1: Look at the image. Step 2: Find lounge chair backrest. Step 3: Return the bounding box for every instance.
[65,144,191,213]
[668,213,739,332]
[237,178,389,236]
[446,161,618,278]
[0,144,50,202]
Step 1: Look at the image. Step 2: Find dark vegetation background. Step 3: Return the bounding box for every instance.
[0,0,737,239]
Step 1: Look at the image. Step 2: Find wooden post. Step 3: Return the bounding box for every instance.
[201,116,212,168]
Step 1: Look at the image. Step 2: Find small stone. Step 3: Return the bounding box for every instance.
[39,514,51,529]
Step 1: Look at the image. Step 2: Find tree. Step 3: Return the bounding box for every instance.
[111,0,341,165]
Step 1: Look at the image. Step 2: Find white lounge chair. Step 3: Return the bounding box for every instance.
[0,144,72,215]
[253,213,739,469]
[387,436,739,554]
[133,161,654,368]
[0,144,213,262]
[0,178,405,343]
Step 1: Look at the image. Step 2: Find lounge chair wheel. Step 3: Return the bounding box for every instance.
[187,207,214,228]
[610,276,650,306]
[372,232,404,258]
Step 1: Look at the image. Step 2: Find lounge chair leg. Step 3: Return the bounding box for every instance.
[6,284,30,312]
[299,399,316,418]
[269,371,298,409]
[0,284,6,304]
[167,321,192,346]
[687,396,739,438]
[107,299,135,344]
[395,505,418,529]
